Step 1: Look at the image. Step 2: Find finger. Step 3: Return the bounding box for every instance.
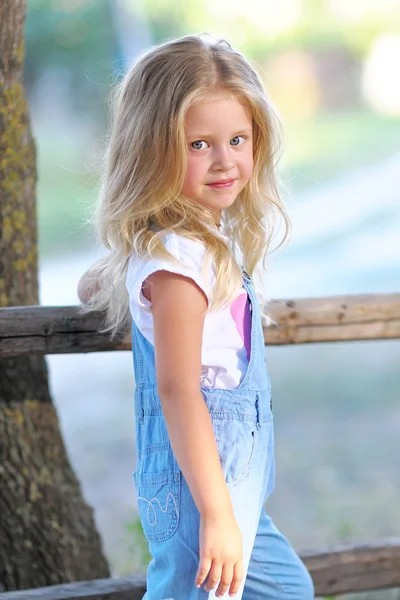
[229,561,244,597]
[205,561,223,593]
[215,564,233,598]
[195,557,212,588]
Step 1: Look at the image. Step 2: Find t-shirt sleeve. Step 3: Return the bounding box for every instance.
[126,232,215,314]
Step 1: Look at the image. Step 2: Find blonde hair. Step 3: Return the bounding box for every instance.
[83,34,290,337]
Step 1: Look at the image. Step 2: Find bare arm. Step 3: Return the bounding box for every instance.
[148,270,232,517]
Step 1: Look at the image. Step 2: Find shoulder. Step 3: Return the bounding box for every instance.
[129,230,208,274]
[162,230,207,268]
[126,231,214,309]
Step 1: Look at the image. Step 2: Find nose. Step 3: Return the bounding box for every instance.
[211,145,235,172]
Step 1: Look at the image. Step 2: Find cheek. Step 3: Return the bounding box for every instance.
[181,158,203,195]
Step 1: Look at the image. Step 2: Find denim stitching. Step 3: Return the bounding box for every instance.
[226,428,257,489]
[137,491,180,527]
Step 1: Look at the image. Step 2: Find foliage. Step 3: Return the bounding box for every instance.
[141,0,400,60]
[121,515,151,574]
[25,0,116,120]
[25,0,400,120]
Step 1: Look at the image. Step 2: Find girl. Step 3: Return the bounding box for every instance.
[78,35,314,600]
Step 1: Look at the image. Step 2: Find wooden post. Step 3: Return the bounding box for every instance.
[0,0,109,590]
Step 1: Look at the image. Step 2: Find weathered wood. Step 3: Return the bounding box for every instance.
[1,539,399,599]
[265,293,400,345]
[0,292,399,358]
[303,537,400,595]
[0,575,147,600]
[0,0,109,590]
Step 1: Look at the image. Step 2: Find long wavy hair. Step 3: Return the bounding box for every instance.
[83,34,290,337]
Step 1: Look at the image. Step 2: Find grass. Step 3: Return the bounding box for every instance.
[112,514,151,576]
[282,109,400,190]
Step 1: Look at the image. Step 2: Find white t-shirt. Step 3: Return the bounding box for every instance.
[126,232,251,389]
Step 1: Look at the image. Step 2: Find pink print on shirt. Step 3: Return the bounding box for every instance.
[230,291,251,361]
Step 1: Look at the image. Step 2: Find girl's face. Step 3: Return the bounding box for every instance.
[181,93,254,221]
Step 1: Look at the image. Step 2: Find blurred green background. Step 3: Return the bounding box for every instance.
[25,1,400,597]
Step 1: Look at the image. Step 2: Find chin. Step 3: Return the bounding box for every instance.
[197,191,240,212]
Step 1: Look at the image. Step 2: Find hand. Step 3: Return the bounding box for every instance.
[195,511,244,598]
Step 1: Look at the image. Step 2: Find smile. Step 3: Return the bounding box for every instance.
[206,179,236,189]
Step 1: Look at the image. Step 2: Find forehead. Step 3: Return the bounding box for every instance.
[184,94,252,135]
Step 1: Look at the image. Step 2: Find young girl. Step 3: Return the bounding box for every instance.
[78,35,314,600]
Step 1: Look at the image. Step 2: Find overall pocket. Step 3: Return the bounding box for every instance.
[214,419,257,488]
[133,470,181,543]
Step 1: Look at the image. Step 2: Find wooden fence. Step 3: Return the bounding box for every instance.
[1,292,400,599]
[1,293,400,358]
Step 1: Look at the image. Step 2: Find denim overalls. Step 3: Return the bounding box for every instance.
[131,271,314,600]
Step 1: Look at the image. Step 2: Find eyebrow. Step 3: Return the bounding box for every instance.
[186,128,253,139]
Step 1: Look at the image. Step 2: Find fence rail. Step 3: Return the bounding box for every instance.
[1,539,399,599]
[1,292,399,358]
[2,292,399,598]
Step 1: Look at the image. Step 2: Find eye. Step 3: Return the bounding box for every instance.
[190,140,209,150]
[230,136,245,146]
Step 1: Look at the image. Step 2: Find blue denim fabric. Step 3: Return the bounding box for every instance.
[132,271,314,599]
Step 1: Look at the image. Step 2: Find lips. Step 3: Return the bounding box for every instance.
[206,178,236,189]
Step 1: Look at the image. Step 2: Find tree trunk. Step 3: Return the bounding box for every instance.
[0,0,110,591]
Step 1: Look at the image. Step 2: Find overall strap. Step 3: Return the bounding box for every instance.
[236,269,271,392]
[131,320,157,386]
